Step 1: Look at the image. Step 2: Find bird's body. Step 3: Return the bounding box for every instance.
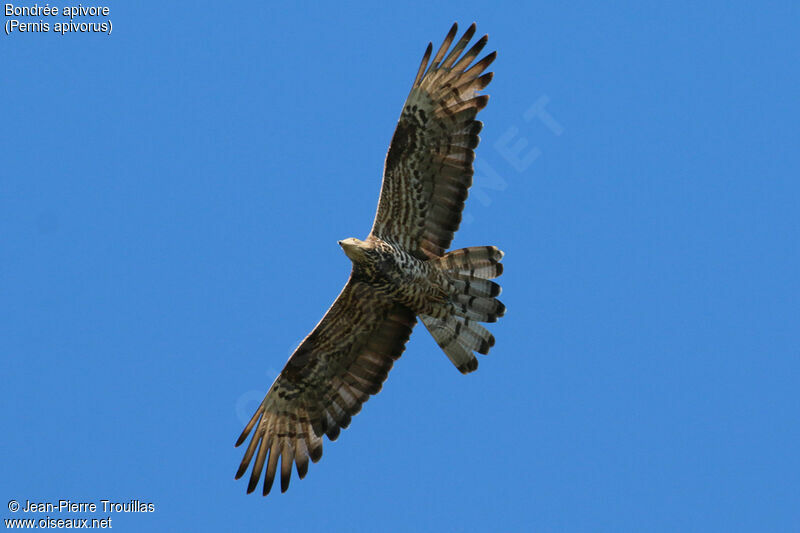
[236,22,505,496]
[341,237,450,318]
[340,236,504,324]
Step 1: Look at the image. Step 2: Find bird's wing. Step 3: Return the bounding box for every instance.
[370,22,495,258]
[235,276,416,495]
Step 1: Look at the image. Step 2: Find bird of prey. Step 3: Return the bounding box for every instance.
[235,22,504,496]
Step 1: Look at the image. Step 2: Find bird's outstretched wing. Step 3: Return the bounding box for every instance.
[370,22,496,258]
[235,277,415,495]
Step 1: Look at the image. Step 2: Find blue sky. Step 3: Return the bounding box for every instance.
[3,1,799,531]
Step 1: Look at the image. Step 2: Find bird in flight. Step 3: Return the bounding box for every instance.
[236,22,504,496]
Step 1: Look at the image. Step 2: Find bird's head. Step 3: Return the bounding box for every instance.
[338,237,371,263]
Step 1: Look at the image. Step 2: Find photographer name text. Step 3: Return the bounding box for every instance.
[17,499,154,513]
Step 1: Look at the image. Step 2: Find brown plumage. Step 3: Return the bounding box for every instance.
[236,22,504,496]
[372,23,496,258]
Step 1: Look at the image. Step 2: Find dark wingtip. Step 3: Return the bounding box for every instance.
[478,339,490,355]
[326,425,341,441]
[296,460,309,479]
[234,432,248,448]
[309,444,323,463]
[459,358,479,374]
[497,301,506,317]
[490,282,501,297]
[461,23,476,41]
[311,419,324,438]
[235,462,248,480]
[281,475,290,493]
[441,22,458,46]
[470,94,489,111]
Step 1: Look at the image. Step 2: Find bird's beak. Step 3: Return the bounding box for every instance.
[337,240,343,246]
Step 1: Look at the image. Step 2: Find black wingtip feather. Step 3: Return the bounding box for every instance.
[475,71,494,91]
[459,358,479,374]
[326,426,341,441]
[296,460,309,479]
[491,286,500,297]
[247,475,259,494]
[432,23,459,67]
[309,444,323,463]
[467,50,496,77]
[460,24,477,47]
[413,42,434,88]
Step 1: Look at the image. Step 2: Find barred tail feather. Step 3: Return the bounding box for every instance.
[422,315,482,373]
[437,245,504,279]
[423,245,505,373]
[453,293,505,322]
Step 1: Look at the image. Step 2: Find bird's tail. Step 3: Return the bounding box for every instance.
[421,246,505,374]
